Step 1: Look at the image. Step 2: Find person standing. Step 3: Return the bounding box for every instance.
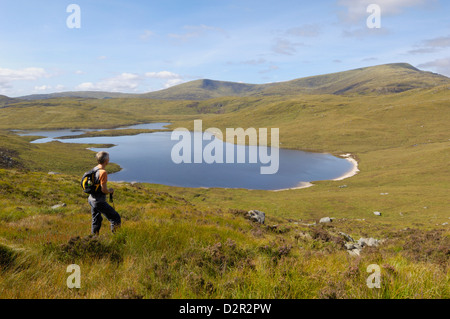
[88,151,121,235]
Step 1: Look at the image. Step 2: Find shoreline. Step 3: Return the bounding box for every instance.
[271,182,314,192]
[332,153,360,181]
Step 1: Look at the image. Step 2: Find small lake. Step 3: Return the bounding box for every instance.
[17,123,355,190]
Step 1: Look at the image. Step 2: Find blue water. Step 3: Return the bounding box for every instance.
[17,123,354,190]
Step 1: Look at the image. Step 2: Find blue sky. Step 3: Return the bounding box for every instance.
[0,0,449,97]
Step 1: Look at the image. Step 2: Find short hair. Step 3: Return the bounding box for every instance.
[96,151,109,164]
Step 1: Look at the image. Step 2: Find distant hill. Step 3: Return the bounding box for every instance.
[140,63,449,99]
[18,91,135,100]
[259,63,450,96]
[0,95,20,107]
[16,63,450,101]
[138,79,263,100]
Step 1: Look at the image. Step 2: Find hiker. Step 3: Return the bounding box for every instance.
[87,151,121,235]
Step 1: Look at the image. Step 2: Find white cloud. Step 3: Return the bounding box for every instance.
[34,85,51,91]
[418,57,450,77]
[75,70,84,74]
[408,35,450,54]
[163,78,185,88]
[0,67,49,92]
[98,56,107,60]
[337,0,431,23]
[0,67,48,88]
[145,71,185,88]
[145,71,182,79]
[76,73,142,92]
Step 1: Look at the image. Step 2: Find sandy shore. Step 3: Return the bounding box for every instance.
[271,182,314,192]
[332,153,360,181]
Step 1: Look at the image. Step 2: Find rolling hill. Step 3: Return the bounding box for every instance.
[0,94,20,107]
[16,63,450,101]
[18,91,135,100]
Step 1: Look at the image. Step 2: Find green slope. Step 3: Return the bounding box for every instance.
[138,63,450,100]
[15,63,450,101]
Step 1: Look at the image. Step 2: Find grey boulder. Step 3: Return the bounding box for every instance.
[247,210,265,224]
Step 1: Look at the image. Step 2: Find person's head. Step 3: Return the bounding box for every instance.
[96,151,110,166]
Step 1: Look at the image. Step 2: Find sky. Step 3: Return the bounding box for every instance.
[0,0,449,97]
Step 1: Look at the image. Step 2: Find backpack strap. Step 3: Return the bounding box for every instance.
[92,166,101,191]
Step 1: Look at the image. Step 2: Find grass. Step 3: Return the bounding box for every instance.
[0,65,448,298]
[0,169,447,298]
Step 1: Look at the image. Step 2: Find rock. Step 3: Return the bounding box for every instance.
[319,217,333,224]
[358,237,379,247]
[48,171,60,175]
[373,211,382,216]
[51,203,66,210]
[345,237,381,256]
[247,210,265,224]
[339,231,355,242]
[347,249,361,256]
[339,185,348,188]
[442,222,449,226]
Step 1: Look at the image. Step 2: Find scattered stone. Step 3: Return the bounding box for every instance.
[442,222,448,226]
[246,210,265,224]
[51,203,67,210]
[339,231,355,242]
[345,237,382,256]
[299,222,317,226]
[319,217,334,224]
[373,211,382,216]
[347,249,361,256]
[48,171,61,175]
[380,193,389,195]
[339,185,348,188]
[358,237,380,247]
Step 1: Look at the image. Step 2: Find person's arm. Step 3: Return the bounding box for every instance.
[99,170,114,194]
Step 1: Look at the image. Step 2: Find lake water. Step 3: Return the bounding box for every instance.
[17,123,355,190]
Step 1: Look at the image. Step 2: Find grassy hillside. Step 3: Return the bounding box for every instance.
[109,63,450,100]
[18,91,135,100]
[14,63,450,102]
[0,168,448,298]
[0,64,448,298]
[0,95,20,107]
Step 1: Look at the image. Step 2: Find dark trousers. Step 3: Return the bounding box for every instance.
[88,196,121,234]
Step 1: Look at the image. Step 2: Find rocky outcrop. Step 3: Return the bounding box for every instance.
[345,237,383,256]
[246,210,265,224]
